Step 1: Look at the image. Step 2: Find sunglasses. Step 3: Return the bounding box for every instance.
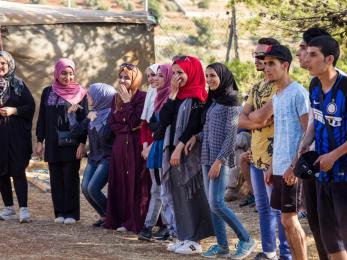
[120,63,135,70]
[252,51,265,58]
[172,55,189,62]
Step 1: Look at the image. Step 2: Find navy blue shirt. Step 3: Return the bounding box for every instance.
[310,72,347,182]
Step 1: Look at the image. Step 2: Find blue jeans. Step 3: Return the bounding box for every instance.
[202,165,250,247]
[81,159,109,217]
[250,165,291,259]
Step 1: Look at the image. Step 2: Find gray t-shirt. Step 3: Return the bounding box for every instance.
[272,81,310,176]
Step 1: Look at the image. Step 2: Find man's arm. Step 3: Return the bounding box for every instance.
[248,100,273,123]
[239,103,269,130]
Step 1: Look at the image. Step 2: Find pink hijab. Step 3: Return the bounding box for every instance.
[52,58,87,105]
[154,64,172,113]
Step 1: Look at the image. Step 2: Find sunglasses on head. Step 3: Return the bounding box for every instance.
[172,55,189,62]
[120,63,135,70]
[252,51,265,58]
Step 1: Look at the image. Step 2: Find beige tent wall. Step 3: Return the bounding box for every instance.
[1,22,155,136]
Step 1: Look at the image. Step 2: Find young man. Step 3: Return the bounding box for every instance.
[301,35,347,260]
[249,45,309,260]
[296,27,331,260]
[239,38,291,260]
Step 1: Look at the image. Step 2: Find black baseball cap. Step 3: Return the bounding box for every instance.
[256,45,293,64]
[294,151,320,180]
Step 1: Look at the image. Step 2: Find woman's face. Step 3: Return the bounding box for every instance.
[172,64,188,87]
[119,70,132,90]
[58,67,75,86]
[154,68,165,89]
[205,67,221,90]
[147,68,156,88]
[87,93,93,107]
[0,57,9,78]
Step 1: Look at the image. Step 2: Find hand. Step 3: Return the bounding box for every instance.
[76,143,86,159]
[0,107,17,116]
[170,143,184,167]
[244,150,252,161]
[169,74,181,100]
[184,135,197,155]
[141,145,151,160]
[283,166,297,186]
[265,167,273,185]
[263,116,274,127]
[208,160,222,179]
[314,152,338,172]
[68,104,82,114]
[117,84,132,103]
[87,111,97,121]
[35,142,44,157]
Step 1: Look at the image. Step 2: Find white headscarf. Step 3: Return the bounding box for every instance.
[141,64,159,122]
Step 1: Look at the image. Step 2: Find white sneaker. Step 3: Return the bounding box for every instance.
[64,218,76,225]
[19,207,30,223]
[116,226,128,232]
[175,240,202,254]
[167,240,185,252]
[0,206,15,220]
[54,217,65,224]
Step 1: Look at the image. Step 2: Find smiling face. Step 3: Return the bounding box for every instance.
[205,67,220,90]
[58,67,75,86]
[172,64,188,87]
[296,40,308,69]
[254,44,270,71]
[146,68,157,88]
[264,56,288,83]
[305,46,331,77]
[0,57,9,78]
[154,68,165,89]
[118,70,132,90]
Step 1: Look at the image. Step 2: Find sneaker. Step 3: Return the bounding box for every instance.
[92,219,105,227]
[0,206,15,220]
[116,226,127,232]
[224,187,238,202]
[138,226,152,241]
[254,252,278,260]
[239,194,255,207]
[203,244,229,258]
[153,226,170,240]
[19,207,30,223]
[175,240,202,255]
[167,240,185,252]
[54,217,65,223]
[64,217,76,225]
[231,239,256,259]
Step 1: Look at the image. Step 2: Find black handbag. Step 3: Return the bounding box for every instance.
[57,130,78,147]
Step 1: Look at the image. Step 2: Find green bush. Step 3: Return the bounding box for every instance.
[190,17,213,46]
[149,0,163,22]
[97,1,110,10]
[197,0,210,9]
[86,0,99,7]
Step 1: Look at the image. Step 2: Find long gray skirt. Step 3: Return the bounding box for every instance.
[170,166,214,242]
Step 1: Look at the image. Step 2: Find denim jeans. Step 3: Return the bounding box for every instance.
[144,169,168,228]
[250,164,291,259]
[202,165,250,247]
[81,159,109,217]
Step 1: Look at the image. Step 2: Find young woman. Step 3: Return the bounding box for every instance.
[139,64,175,241]
[157,56,214,254]
[36,58,88,224]
[0,51,35,223]
[105,63,150,233]
[67,83,115,227]
[187,63,255,259]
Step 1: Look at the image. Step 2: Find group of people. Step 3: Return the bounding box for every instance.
[0,26,346,260]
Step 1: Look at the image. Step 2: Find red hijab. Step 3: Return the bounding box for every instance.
[174,56,207,102]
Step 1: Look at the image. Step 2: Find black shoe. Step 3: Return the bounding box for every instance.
[254,252,278,260]
[92,219,105,227]
[138,226,152,241]
[153,226,170,240]
[239,194,255,207]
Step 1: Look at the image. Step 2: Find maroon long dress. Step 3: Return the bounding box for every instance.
[105,90,150,233]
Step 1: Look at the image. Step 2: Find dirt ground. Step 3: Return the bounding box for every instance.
[0,174,319,260]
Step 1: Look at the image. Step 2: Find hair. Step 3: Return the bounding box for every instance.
[257,37,280,46]
[303,27,331,44]
[308,35,340,66]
